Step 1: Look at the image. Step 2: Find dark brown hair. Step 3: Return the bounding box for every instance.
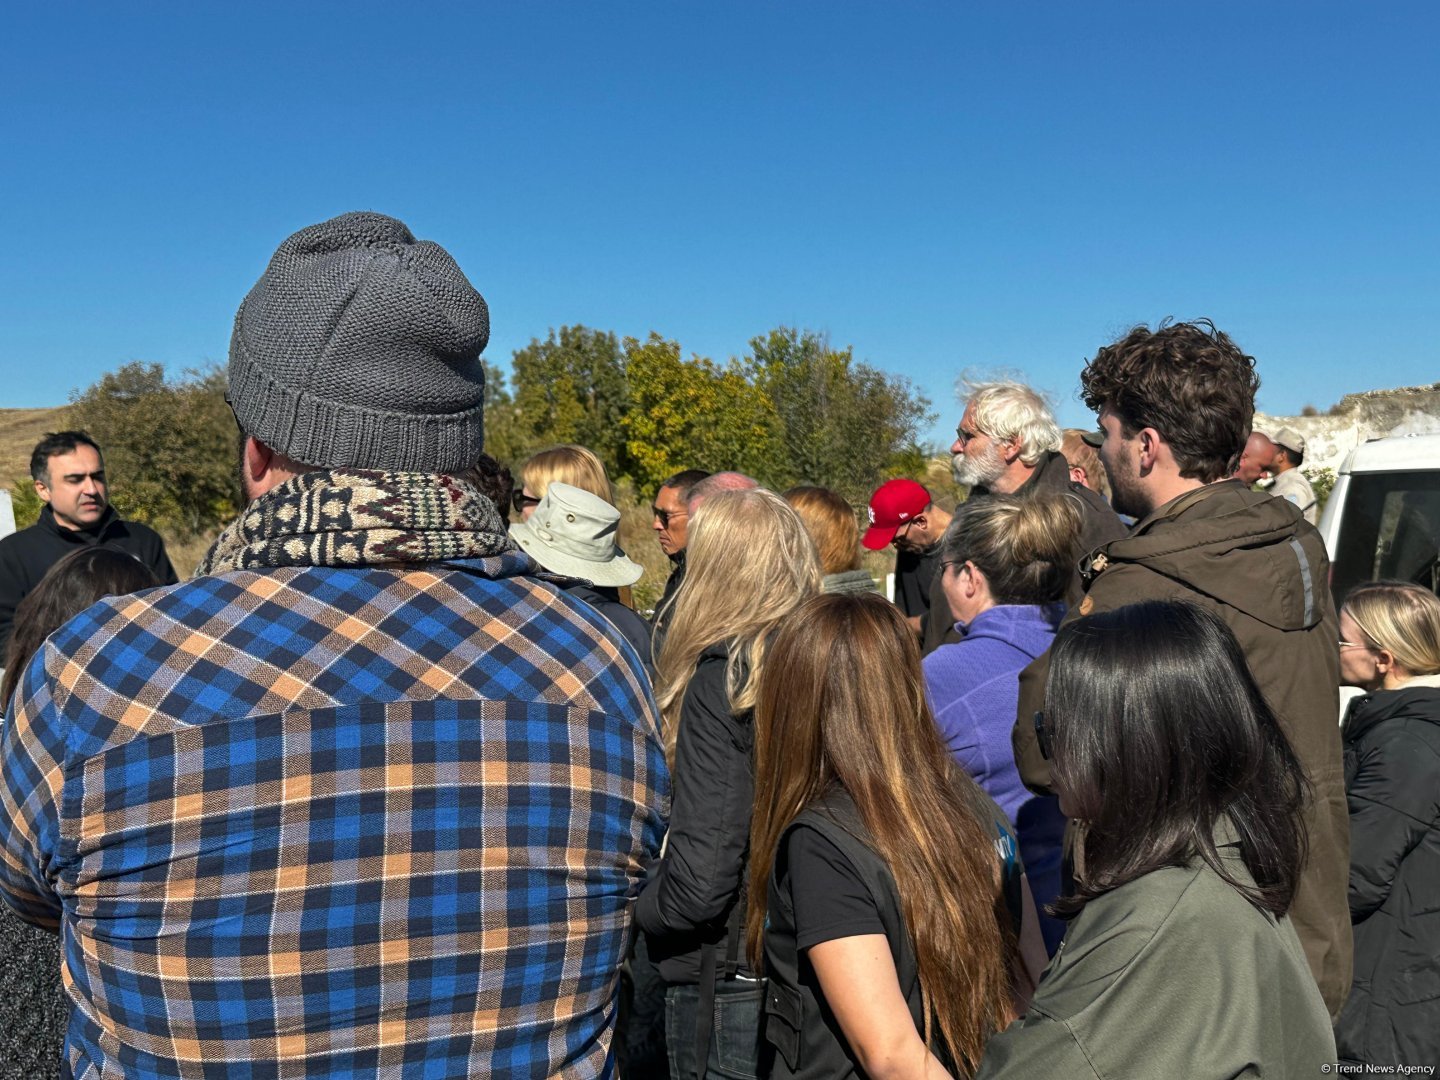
[783,486,863,576]
[749,593,1013,1074]
[1045,600,1306,918]
[30,430,103,484]
[939,491,1079,605]
[1079,319,1260,483]
[2,546,160,708]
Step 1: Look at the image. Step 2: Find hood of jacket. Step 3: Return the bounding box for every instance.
[1093,480,1323,633]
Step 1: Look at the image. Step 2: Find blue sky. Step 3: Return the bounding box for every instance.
[2,2,1436,448]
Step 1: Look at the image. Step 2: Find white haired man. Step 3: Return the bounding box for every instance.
[929,382,1126,652]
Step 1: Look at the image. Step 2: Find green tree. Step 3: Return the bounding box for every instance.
[7,480,42,530]
[620,334,779,494]
[744,328,934,505]
[480,358,529,468]
[509,326,629,476]
[68,362,241,537]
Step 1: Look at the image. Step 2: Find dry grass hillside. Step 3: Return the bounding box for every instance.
[0,407,71,491]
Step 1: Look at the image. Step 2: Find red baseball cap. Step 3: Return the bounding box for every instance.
[862,478,931,550]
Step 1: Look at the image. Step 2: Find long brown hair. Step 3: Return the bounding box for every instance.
[748,593,1012,1074]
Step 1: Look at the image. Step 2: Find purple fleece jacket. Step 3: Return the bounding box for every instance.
[923,603,1068,952]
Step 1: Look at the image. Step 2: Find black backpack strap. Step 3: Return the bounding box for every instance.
[693,897,746,1077]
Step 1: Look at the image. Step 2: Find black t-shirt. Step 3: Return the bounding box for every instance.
[786,826,886,952]
[893,545,940,619]
[785,792,1025,954]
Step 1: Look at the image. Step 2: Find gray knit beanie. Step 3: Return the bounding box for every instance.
[228,211,490,472]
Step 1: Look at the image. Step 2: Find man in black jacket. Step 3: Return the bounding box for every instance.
[0,431,177,657]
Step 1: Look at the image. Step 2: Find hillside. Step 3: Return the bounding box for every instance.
[0,406,71,490]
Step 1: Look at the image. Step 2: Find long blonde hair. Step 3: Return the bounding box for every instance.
[748,593,1013,1074]
[655,488,820,762]
[520,444,613,503]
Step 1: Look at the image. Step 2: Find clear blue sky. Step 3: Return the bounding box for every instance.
[3,2,1436,448]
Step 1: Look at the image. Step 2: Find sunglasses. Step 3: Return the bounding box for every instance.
[652,506,687,528]
[1033,710,1053,760]
[512,490,541,514]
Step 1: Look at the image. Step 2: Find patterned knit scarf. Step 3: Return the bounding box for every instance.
[196,469,515,576]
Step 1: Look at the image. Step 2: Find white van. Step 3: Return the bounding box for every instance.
[1318,432,1440,611]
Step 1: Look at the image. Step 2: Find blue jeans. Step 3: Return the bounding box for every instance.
[664,980,767,1080]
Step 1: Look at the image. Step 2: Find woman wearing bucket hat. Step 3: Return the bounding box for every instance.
[510,482,653,677]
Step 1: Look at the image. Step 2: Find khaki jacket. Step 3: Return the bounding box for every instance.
[1014,480,1352,1015]
[976,825,1336,1078]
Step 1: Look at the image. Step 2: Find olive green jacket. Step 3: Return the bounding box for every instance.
[977,826,1336,1079]
[1014,480,1352,1015]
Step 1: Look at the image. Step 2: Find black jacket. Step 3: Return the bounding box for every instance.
[1334,681,1440,1066]
[921,450,1127,654]
[0,505,177,656]
[636,641,756,985]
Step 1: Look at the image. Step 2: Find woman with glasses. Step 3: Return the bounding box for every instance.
[978,600,1334,1078]
[636,489,819,1079]
[749,593,1022,1079]
[512,444,613,520]
[1333,582,1440,1067]
[923,491,1077,954]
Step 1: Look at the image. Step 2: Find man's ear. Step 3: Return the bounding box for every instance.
[1137,427,1163,473]
[34,476,51,504]
[243,435,276,484]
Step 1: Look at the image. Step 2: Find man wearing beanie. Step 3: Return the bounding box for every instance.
[0,212,668,1078]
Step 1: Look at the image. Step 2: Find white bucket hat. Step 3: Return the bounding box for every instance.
[509,482,643,587]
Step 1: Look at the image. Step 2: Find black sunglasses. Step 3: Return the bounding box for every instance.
[652,505,687,528]
[1033,710,1053,760]
[512,490,541,514]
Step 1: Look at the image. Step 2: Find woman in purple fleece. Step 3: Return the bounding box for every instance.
[923,491,1080,954]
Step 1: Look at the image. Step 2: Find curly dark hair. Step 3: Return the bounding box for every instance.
[1079,319,1260,483]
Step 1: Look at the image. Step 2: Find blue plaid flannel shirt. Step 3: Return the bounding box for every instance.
[0,553,668,1079]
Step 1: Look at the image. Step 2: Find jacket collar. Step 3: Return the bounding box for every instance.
[38,502,120,543]
[1343,680,1440,742]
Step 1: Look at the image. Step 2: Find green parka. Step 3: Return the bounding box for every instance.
[976,823,1336,1078]
[1014,480,1352,1015]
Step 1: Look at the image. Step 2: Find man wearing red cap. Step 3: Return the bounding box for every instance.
[863,478,953,636]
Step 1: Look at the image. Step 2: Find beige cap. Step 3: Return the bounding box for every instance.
[1272,427,1307,456]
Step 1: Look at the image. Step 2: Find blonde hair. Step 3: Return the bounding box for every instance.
[966,382,1062,466]
[1343,581,1440,677]
[940,491,1080,605]
[655,489,821,762]
[783,486,862,576]
[520,445,613,503]
[1060,429,1110,501]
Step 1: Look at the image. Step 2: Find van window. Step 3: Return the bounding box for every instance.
[1331,471,1440,608]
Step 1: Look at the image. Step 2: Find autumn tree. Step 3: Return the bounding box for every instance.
[68,362,240,537]
[620,334,780,494]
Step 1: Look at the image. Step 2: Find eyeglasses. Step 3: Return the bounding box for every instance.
[1338,639,1371,650]
[652,506,687,528]
[512,490,541,514]
[1033,710,1053,760]
[954,426,984,447]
